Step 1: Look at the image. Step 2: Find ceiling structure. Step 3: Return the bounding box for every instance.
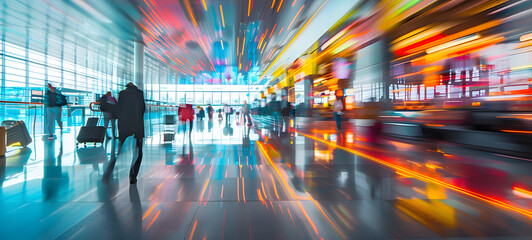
[37,0,361,84]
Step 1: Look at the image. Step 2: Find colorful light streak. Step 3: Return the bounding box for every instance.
[202,0,208,11]
[426,34,480,53]
[220,5,225,28]
[519,33,532,42]
[248,0,252,16]
[260,0,329,80]
[257,141,346,239]
[287,4,305,31]
[293,130,532,218]
[277,0,284,12]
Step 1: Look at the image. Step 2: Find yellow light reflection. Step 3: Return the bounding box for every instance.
[220,5,225,28]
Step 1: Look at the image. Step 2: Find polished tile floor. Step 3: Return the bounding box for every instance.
[1,115,532,239]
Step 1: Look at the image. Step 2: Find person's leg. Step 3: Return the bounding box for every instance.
[103,113,110,137]
[334,113,341,130]
[56,107,63,131]
[129,137,143,184]
[117,135,127,155]
[45,107,54,137]
[111,118,116,138]
[188,119,193,136]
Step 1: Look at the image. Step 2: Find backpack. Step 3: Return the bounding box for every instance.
[98,96,109,111]
[55,93,68,107]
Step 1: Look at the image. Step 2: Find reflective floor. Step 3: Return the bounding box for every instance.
[1,116,532,239]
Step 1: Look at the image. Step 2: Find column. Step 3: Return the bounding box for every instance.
[134,41,144,90]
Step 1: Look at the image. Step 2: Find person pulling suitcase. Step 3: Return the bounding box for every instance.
[98,91,118,139]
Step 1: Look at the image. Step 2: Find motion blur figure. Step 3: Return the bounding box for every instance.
[333,96,344,131]
[117,82,146,184]
[43,83,64,140]
[178,103,194,136]
[269,93,281,131]
[281,95,290,132]
[223,104,231,124]
[207,104,214,120]
[98,91,118,139]
[242,100,252,126]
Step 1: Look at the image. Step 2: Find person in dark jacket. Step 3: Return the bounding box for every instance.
[117,82,146,184]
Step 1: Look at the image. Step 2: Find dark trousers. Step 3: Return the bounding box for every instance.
[243,113,252,124]
[333,112,342,130]
[118,136,143,179]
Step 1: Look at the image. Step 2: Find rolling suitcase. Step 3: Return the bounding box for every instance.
[1,120,32,147]
[163,114,176,142]
[86,117,99,127]
[77,117,105,147]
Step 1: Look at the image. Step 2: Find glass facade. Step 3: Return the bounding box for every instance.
[0,0,135,105]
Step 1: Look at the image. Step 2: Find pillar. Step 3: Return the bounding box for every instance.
[134,41,144,90]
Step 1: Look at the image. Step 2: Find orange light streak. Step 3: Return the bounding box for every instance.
[221,185,224,199]
[287,208,296,226]
[279,27,284,35]
[237,37,240,56]
[199,179,210,202]
[501,130,532,134]
[220,5,225,28]
[271,0,276,9]
[237,176,240,202]
[248,0,251,16]
[188,220,198,240]
[242,178,246,203]
[277,0,283,12]
[183,0,198,26]
[202,0,208,11]
[257,189,265,202]
[261,181,267,200]
[514,187,532,198]
[241,37,246,56]
[425,124,445,127]
[292,0,297,7]
[270,24,277,38]
[142,203,159,220]
[145,209,161,230]
[296,130,532,218]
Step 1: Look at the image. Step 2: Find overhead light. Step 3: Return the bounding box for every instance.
[72,0,112,23]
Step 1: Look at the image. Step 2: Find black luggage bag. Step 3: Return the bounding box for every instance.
[77,117,105,147]
[1,120,32,147]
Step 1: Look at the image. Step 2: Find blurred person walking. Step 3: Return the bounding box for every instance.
[178,103,194,136]
[224,104,231,124]
[44,83,67,140]
[207,104,214,120]
[333,97,344,131]
[268,94,281,129]
[281,95,290,131]
[117,82,146,184]
[98,91,118,139]
[242,100,252,126]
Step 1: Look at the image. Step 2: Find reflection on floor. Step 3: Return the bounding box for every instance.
[1,116,532,239]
